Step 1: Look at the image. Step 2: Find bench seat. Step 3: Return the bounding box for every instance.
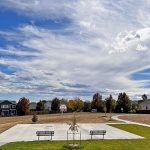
[36,131,54,140]
[90,130,106,139]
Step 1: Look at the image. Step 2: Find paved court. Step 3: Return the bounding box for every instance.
[0,123,144,146]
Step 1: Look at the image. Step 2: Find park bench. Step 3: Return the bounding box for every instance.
[36,131,54,140]
[90,130,106,139]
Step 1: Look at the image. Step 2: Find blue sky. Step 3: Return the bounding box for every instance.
[0,0,150,101]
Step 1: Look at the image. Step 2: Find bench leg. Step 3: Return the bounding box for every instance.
[51,135,52,140]
[38,136,39,141]
[103,134,104,139]
[91,134,92,140]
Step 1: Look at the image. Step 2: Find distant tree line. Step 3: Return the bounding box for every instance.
[16,92,147,115]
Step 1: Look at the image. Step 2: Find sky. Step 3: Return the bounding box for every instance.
[0,0,150,101]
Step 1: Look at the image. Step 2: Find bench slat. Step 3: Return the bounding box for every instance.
[90,130,106,135]
[36,131,54,136]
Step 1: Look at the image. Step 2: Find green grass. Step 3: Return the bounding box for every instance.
[0,124,150,150]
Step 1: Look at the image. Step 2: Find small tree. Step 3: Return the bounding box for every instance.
[32,114,38,123]
[103,106,107,116]
[68,114,79,146]
[69,114,79,132]
[105,95,116,120]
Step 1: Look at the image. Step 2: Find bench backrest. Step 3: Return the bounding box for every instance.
[90,130,106,135]
[36,131,54,136]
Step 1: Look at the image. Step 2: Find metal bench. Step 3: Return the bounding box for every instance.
[90,130,106,139]
[36,131,54,140]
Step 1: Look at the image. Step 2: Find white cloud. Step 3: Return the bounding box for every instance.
[110,28,150,53]
[0,0,75,19]
[136,44,147,51]
[0,0,150,100]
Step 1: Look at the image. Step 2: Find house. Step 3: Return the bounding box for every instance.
[44,101,52,112]
[137,99,150,113]
[0,100,17,116]
[138,99,150,110]
[29,102,37,111]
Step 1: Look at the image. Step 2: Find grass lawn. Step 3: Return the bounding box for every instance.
[0,124,150,150]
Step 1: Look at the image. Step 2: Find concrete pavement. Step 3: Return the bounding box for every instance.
[0,123,144,146]
[112,114,150,127]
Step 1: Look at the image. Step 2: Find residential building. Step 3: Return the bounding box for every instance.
[0,100,17,116]
[138,99,150,110]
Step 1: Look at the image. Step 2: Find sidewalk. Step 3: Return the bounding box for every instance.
[112,114,150,127]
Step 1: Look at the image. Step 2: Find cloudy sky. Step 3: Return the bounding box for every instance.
[0,0,150,101]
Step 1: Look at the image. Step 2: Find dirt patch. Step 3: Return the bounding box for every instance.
[0,112,119,133]
[119,114,150,125]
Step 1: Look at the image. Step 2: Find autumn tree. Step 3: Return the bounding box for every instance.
[67,100,75,112]
[17,97,30,115]
[67,98,84,112]
[51,97,60,113]
[75,98,84,111]
[115,92,132,113]
[91,93,104,112]
[105,95,116,113]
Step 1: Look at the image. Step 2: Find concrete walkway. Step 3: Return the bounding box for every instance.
[0,123,144,147]
[112,114,150,127]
